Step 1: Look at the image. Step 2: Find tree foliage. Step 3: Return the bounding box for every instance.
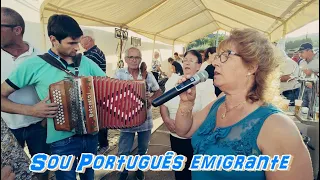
[187,34,226,50]
[285,37,313,51]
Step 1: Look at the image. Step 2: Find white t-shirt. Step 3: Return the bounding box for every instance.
[164,73,216,139]
[280,57,300,93]
[307,52,319,73]
[151,58,161,72]
[1,43,43,129]
[299,52,319,77]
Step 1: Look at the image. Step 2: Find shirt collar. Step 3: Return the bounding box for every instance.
[84,45,97,54]
[47,49,75,67]
[124,67,142,78]
[22,42,35,57]
[88,45,97,51]
[1,41,35,59]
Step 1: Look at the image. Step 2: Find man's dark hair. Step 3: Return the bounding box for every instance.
[47,14,83,42]
[174,52,179,56]
[168,57,174,63]
[198,50,205,54]
[184,50,202,64]
[1,7,25,35]
[204,47,216,61]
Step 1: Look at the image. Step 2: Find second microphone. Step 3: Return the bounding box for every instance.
[151,70,209,107]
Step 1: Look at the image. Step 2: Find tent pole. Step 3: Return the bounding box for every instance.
[172,40,175,55]
[117,39,122,69]
[268,34,271,41]
[282,22,287,38]
[41,17,47,51]
[215,30,220,47]
[152,35,156,58]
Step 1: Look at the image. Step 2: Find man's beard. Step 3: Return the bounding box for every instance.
[58,50,76,58]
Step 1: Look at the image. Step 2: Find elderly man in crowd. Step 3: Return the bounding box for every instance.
[80,29,109,154]
[151,51,161,82]
[1,7,49,180]
[114,47,162,180]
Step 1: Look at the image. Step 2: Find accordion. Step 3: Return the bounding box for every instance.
[49,76,147,134]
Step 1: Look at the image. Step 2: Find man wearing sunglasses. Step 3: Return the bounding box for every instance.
[297,43,319,109]
[1,7,49,180]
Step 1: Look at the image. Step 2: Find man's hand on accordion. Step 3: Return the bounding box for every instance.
[30,96,59,118]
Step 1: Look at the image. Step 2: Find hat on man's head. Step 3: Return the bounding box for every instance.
[297,43,313,52]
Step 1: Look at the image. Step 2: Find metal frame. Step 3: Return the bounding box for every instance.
[266,0,302,33]
[39,0,318,49]
[124,0,169,25]
[224,0,283,21]
[271,0,316,36]
[157,9,207,34]
[206,8,269,34]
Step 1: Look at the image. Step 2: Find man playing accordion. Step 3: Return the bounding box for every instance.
[1,14,106,180]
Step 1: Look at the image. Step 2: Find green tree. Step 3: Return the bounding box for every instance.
[285,38,313,51]
[187,33,226,50]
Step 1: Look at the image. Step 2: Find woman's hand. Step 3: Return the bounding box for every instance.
[178,75,196,103]
[1,166,15,180]
[164,118,175,133]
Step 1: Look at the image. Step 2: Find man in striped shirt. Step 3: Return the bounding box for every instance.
[80,29,109,154]
[81,29,106,72]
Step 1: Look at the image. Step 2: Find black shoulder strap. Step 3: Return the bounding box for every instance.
[38,53,82,77]
[73,53,82,77]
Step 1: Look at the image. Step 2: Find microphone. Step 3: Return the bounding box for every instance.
[151,70,209,107]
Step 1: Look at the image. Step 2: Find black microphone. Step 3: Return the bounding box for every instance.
[152,70,209,107]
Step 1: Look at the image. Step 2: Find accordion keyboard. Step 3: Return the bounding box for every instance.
[52,90,65,125]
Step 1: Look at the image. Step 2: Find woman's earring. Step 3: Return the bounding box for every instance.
[247,73,251,77]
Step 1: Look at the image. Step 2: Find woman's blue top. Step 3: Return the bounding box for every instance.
[191,96,281,180]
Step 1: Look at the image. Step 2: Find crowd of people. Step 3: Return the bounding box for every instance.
[1,6,318,180]
[279,42,319,109]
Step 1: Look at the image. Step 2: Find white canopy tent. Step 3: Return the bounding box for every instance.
[39,0,319,46]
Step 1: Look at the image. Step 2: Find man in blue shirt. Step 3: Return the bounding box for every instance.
[80,29,106,72]
[80,29,109,154]
[1,14,105,180]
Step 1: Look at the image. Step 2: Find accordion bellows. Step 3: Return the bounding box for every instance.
[49,76,147,134]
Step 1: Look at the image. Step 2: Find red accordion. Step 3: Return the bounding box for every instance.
[49,76,147,134]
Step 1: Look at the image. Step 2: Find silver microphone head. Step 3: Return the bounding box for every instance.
[196,70,209,82]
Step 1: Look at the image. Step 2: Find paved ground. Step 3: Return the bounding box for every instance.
[46,107,164,180]
[100,124,175,180]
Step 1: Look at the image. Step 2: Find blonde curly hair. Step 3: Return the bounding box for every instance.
[218,29,283,106]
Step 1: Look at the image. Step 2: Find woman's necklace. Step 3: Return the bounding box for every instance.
[221,101,247,119]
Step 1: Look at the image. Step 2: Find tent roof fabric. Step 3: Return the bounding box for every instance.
[40,0,319,45]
